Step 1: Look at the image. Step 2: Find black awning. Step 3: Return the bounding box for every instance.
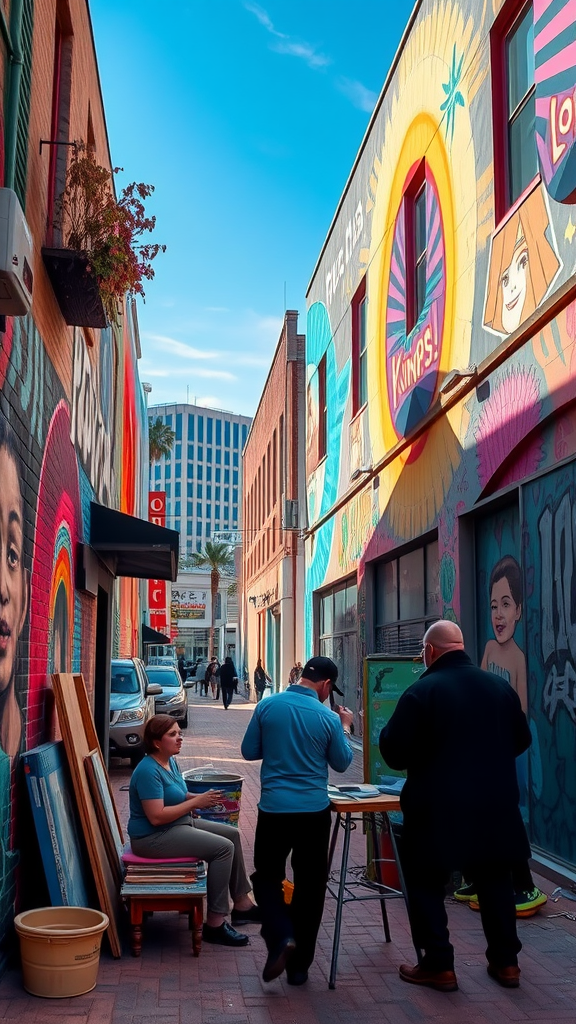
[90,502,179,581]
[142,623,171,644]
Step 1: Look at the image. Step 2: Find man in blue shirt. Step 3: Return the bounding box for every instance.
[241,656,353,985]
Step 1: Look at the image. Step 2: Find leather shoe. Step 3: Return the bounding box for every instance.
[202,921,249,947]
[286,970,308,985]
[487,963,520,988]
[399,963,458,992]
[262,937,296,982]
[231,904,262,925]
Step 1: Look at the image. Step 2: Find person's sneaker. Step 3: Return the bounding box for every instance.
[262,937,296,982]
[202,921,249,946]
[453,882,478,902]
[514,888,547,917]
[286,970,308,986]
[487,963,520,988]
[231,904,262,925]
[468,899,481,911]
[399,963,458,992]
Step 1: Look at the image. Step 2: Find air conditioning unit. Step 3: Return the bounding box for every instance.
[282,497,299,530]
[0,187,34,315]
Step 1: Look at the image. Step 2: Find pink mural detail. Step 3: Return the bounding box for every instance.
[534,0,576,203]
[475,369,543,491]
[27,402,81,748]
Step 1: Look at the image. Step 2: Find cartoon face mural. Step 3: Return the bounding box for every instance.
[385,164,446,437]
[483,186,561,336]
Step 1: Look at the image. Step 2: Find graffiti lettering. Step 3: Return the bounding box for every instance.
[538,490,576,722]
[248,587,277,609]
[70,332,114,505]
[326,201,363,306]
[543,662,576,724]
[550,91,575,167]
[391,325,435,411]
[6,316,46,447]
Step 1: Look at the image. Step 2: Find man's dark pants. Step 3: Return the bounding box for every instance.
[222,685,234,709]
[403,856,522,971]
[252,807,332,973]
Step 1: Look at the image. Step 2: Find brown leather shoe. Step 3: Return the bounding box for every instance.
[487,963,520,988]
[399,963,458,991]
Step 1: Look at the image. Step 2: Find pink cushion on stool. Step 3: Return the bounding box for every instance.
[122,842,202,867]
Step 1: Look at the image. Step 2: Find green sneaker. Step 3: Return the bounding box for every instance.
[454,882,478,902]
[515,888,547,916]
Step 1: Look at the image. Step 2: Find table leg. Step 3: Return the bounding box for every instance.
[327,811,341,873]
[368,812,391,943]
[328,811,352,989]
[129,901,144,958]
[190,899,203,956]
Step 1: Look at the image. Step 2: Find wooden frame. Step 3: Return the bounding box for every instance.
[84,748,124,885]
[51,673,122,957]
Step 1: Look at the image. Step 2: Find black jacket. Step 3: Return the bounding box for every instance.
[379,650,532,869]
[219,661,237,689]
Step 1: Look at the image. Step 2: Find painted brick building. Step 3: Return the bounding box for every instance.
[242,310,305,690]
[0,0,175,967]
[304,0,576,880]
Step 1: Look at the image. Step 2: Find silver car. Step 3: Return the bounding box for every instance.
[109,658,162,766]
[145,664,189,728]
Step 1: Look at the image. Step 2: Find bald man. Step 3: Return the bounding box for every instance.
[379,620,531,992]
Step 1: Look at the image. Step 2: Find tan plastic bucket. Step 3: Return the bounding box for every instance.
[14,906,109,998]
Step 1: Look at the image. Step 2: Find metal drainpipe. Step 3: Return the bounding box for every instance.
[4,0,24,191]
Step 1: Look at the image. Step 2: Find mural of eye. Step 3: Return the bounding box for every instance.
[385,166,446,438]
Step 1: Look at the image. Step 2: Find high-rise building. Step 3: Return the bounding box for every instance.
[148,403,252,558]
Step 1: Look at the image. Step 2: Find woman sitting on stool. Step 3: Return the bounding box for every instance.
[128,714,260,946]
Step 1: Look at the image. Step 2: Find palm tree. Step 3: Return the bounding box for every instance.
[190,541,235,657]
[149,417,176,463]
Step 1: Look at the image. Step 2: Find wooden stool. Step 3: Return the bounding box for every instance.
[121,845,207,957]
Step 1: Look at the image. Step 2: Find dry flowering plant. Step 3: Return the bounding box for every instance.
[57,146,166,321]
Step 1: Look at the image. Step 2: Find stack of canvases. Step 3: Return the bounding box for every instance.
[121,859,206,892]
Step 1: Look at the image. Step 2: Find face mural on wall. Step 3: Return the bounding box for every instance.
[483,186,561,337]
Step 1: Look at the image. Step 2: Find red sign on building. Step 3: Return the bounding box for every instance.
[148,491,168,631]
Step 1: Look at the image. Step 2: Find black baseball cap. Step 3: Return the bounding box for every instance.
[301,656,344,696]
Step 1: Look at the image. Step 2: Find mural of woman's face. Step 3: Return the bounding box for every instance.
[501,241,529,335]
[490,576,521,645]
[0,447,28,695]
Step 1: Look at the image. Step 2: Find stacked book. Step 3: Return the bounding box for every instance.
[121,860,207,896]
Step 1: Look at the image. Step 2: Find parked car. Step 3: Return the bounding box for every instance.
[109,657,162,766]
[145,665,189,728]
[146,655,179,669]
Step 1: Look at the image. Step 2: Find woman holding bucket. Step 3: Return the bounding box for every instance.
[128,715,260,947]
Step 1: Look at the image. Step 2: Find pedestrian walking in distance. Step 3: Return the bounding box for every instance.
[254,659,271,702]
[219,656,237,709]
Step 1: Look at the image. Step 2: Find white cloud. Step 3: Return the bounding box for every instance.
[191,368,237,381]
[271,39,331,69]
[336,77,378,113]
[144,333,219,359]
[244,2,331,71]
[195,396,234,411]
[203,306,230,313]
[141,368,171,377]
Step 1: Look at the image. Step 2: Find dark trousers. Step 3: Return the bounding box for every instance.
[255,688,265,702]
[252,807,332,973]
[222,686,234,709]
[404,859,521,971]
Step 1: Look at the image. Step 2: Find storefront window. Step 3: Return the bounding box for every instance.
[375,538,440,655]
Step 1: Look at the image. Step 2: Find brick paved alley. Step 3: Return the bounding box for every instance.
[1,691,576,1023]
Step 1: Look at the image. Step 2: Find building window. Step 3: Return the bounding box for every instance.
[318,354,327,461]
[197,502,202,517]
[225,421,231,447]
[216,449,221,465]
[207,484,212,500]
[224,487,229,502]
[188,444,194,460]
[187,501,193,515]
[155,465,161,480]
[318,579,359,724]
[233,422,239,448]
[175,462,181,479]
[174,501,181,516]
[224,469,230,484]
[197,465,203,481]
[352,277,368,414]
[175,482,181,497]
[215,503,221,519]
[166,414,173,428]
[206,466,212,481]
[492,1,537,220]
[206,447,212,463]
[165,464,171,479]
[197,416,204,442]
[188,414,195,440]
[165,484,171,498]
[374,538,440,656]
[197,484,203,499]
[187,520,193,534]
[197,446,203,463]
[233,469,238,486]
[216,419,222,445]
[242,424,248,448]
[233,452,239,467]
[225,450,230,466]
[207,417,213,443]
[197,522,202,537]
[187,482,193,498]
[176,413,182,441]
[215,468,221,482]
[175,444,181,461]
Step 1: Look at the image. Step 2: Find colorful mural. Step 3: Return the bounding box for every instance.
[304,0,576,873]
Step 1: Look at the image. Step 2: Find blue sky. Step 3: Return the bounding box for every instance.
[90,0,416,417]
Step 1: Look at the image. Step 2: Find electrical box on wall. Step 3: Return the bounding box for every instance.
[0,188,34,316]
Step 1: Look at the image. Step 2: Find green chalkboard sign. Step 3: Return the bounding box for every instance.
[363,656,423,784]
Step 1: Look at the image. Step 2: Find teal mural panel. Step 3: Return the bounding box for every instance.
[364,657,422,784]
[523,463,576,867]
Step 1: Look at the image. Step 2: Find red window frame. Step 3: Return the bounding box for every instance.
[403,158,426,336]
[490,0,539,226]
[351,276,367,416]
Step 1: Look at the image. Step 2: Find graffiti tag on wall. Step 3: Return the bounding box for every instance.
[71,332,115,506]
[538,491,576,723]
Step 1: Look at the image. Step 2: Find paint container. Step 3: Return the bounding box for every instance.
[183,772,244,827]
